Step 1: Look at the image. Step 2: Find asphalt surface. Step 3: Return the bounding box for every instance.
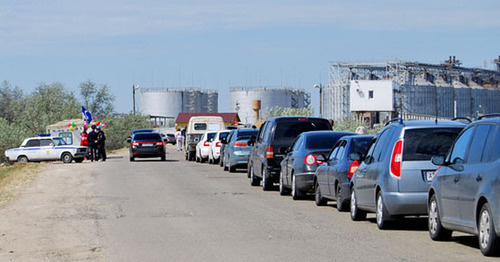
[0,146,496,261]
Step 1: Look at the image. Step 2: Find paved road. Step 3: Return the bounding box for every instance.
[0,147,495,261]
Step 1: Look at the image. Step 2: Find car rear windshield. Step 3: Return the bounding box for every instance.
[134,133,162,141]
[219,132,230,139]
[350,138,373,156]
[237,130,259,139]
[194,123,207,130]
[306,134,348,149]
[274,120,331,144]
[207,132,216,141]
[403,128,462,161]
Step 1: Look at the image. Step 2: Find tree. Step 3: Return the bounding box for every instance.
[17,82,80,134]
[0,80,24,124]
[79,80,115,118]
[103,113,151,150]
[265,106,314,118]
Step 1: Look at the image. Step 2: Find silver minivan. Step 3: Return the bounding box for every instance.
[350,119,465,229]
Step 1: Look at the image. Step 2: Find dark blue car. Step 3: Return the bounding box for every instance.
[279,131,356,200]
[314,135,374,210]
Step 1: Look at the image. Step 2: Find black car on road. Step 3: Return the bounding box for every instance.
[248,116,332,191]
[128,132,166,161]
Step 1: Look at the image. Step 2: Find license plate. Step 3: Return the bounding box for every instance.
[142,144,154,147]
[424,170,436,182]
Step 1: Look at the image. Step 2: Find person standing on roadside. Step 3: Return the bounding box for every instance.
[175,127,184,151]
[88,125,98,162]
[96,126,107,161]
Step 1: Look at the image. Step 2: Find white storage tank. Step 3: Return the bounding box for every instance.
[230,87,310,124]
[140,89,183,118]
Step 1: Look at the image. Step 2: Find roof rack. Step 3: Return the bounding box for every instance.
[385,118,403,126]
[478,113,500,120]
[451,117,472,123]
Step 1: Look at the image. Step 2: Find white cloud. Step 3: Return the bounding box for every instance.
[0,0,498,50]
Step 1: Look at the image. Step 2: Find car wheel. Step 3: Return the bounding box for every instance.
[376,192,391,229]
[279,171,291,196]
[219,155,224,167]
[17,155,29,163]
[247,163,252,178]
[250,165,260,186]
[223,156,229,171]
[428,194,452,241]
[262,168,272,191]
[350,188,366,221]
[291,174,304,200]
[161,154,166,161]
[209,157,213,164]
[229,163,236,173]
[62,153,73,163]
[478,203,499,256]
[185,153,188,161]
[315,180,327,206]
[130,156,135,162]
[200,155,205,163]
[336,183,347,212]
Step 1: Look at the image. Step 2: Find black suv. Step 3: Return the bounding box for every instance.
[248,117,332,190]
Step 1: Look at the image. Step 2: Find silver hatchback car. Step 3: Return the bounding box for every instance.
[428,115,500,256]
[350,119,465,229]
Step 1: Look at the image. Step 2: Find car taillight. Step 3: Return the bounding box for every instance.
[348,160,360,178]
[216,141,221,147]
[298,117,307,121]
[204,141,210,147]
[266,146,274,159]
[304,154,317,165]
[156,141,164,146]
[234,141,248,147]
[390,139,403,179]
[132,142,139,147]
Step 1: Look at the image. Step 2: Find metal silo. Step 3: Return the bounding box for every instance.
[230,87,309,124]
[140,89,183,118]
[205,91,218,113]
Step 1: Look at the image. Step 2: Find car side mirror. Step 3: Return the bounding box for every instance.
[317,155,325,162]
[364,155,374,164]
[431,155,446,166]
[349,152,361,161]
[126,138,131,143]
[278,147,288,154]
[248,140,254,146]
[221,138,227,144]
[163,138,168,143]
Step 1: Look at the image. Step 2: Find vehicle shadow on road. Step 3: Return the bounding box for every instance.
[365,217,429,231]
[131,160,179,163]
[452,235,480,250]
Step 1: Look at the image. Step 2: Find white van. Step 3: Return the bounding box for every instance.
[185,116,225,161]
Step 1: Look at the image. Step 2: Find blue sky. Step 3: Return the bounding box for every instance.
[1,0,499,114]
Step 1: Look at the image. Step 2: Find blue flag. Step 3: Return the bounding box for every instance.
[81,106,92,124]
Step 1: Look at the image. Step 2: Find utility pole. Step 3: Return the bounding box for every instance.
[314,84,323,116]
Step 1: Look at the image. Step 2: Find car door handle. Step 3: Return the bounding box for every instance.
[476,175,482,182]
[454,176,460,183]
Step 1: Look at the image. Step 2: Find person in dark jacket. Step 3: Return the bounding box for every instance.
[96,126,106,161]
[88,125,98,162]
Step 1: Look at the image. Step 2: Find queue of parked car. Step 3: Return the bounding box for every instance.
[187,114,500,257]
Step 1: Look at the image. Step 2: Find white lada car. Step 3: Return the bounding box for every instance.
[5,136,88,163]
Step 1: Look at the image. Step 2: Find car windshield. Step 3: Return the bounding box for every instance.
[53,137,68,146]
[403,128,462,161]
[306,134,348,149]
[274,120,331,144]
[134,133,162,141]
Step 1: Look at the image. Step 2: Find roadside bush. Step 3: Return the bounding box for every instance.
[332,117,380,134]
[0,118,31,162]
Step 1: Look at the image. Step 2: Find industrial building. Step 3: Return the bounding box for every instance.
[140,88,218,123]
[230,86,311,124]
[323,57,500,125]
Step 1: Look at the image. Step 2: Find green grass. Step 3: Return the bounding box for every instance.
[0,162,46,206]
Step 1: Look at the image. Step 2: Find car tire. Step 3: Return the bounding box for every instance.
[315,180,327,206]
[219,156,224,167]
[209,158,213,164]
[130,156,135,162]
[478,203,499,256]
[350,188,366,221]
[428,194,452,241]
[291,174,303,200]
[62,153,73,163]
[250,165,260,186]
[229,163,236,173]
[336,183,347,212]
[17,155,29,163]
[161,154,166,161]
[200,156,205,163]
[262,168,272,191]
[279,171,291,196]
[223,156,229,171]
[376,192,391,229]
